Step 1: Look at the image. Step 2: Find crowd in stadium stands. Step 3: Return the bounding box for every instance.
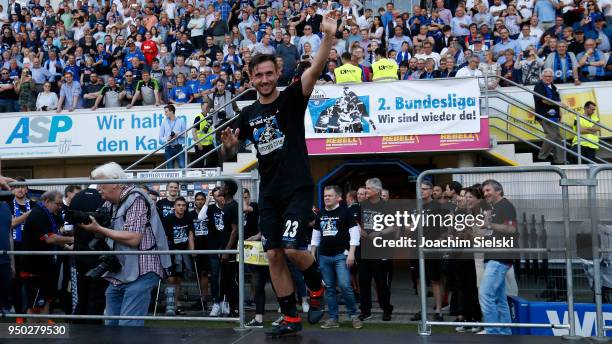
[0,0,610,113]
[1,168,523,334]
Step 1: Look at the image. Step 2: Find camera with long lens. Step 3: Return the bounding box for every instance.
[218,110,227,122]
[65,207,121,278]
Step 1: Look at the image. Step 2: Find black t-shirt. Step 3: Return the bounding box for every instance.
[238,80,314,197]
[190,209,209,249]
[315,205,357,256]
[244,202,259,239]
[484,198,518,264]
[422,199,449,240]
[156,198,175,220]
[206,204,225,249]
[348,203,362,225]
[221,200,239,249]
[22,205,62,273]
[359,199,394,258]
[163,213,194,250]
[69,188,104,270]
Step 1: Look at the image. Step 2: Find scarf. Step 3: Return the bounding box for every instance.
[38,201,58,234]
[553,53,573,82]
[12,198,30,242]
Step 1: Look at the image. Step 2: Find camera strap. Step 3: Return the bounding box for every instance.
[113,188,158,251]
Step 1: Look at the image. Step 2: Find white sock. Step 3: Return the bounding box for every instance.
[255,314,263,322]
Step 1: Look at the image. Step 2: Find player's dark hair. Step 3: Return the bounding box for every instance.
[64,185,82,196]
[195,192,206,199]
[175,196,187,204]
[248,53,278,74]
[224,180,238,197]
[324,185,342,196]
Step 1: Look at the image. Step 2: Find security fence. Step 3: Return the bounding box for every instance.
[414,165,612,339]
[2,176,247,329]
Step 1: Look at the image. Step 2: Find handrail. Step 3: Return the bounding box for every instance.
[494,115,598,164]
[494,75,612,133]
[153,111,243,171]
[491,105,609,164]
[490,124,543,152]
[490,92,612,158]
[124,87,254,171]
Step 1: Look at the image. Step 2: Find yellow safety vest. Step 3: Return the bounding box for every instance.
[334,63,363,84]
[572,114,599,149]
[372,58,399,81]
[195,113,214,146]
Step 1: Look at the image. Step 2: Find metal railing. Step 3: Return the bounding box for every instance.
[415,166,580,338]
[125,88,254,172]
[2,176,247,329]
[490,75,612,164]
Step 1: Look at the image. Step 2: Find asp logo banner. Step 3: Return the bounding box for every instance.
[0,105,203,159]
[304,79,481,138]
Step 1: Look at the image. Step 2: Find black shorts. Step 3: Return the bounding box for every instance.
[194,254,211,274]
[21,271,55,310]
[411,259,443,282]
[258,187,314,251]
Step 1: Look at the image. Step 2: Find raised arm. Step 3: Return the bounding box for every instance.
[301,11,338,97]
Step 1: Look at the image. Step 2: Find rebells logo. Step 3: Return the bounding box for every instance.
[6,116,73,145]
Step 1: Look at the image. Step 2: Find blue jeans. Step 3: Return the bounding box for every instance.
[478,260,512,335]
[104,272,160,326]
[319,253,358,320]
[164,145,185,169]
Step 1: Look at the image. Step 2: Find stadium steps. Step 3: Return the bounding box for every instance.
[486,137,550,166]
[222,149,257,174]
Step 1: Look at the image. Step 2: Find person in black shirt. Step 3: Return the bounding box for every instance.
[310,185,362,329]
[156,181,179,220]
[69,186,107,323]
[478,179,517,335]
[163,197,194,316]
[345,190,361,298]
[219,12,338,337]
[205,186,225,316]
[410,180,447,322]
[21,190,73,319]
[219,182,239,316]
[192,191,212,311]
[358,177,395,322]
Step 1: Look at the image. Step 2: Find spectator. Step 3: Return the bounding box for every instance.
[420,58,441,79]
[81,162,171,326]
[544,40,581,85]
[15,68,35,111]
[188,9,207,51]
[81,72,104,109]
[253,33,276,55]
[57,71,82,112]
[533,68,564,164]
[311,185,362,329]
[440,57,458,77]
[169,73,193,104]
[0,197,12,313]
[128,70,162,108]
[478,180,518,335]
[515,46,545,85]
[451,7,472,39]
[209,11,230,48]
[577,39,606,81]
[534,0,557,30]
[388,26,412,54]
[517,24,539,51]
[91,77,123,111]
[479,51,501,89]
[298,25,321,55]
[492,27,520,60]
[36,81,59,111]
[21,190,73,321]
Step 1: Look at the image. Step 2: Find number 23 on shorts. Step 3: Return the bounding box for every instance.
[282,219,299,241]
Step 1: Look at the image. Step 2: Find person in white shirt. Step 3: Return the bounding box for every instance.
[357,8,373,30]
[528,15,544,40]
[451,7,472,37]
[188,9,207,51]
[456,56,485,88]
[489,0,508,20]
[36,82,58,111]
[415,41,441,69]
[516,0,535,19]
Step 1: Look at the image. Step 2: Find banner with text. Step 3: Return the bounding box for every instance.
[305,79,481,138]
[0,105,204,160]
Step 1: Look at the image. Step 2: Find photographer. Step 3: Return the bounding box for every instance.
[80,162,171,327]
[205,78,239,145]
[69,186,106,323]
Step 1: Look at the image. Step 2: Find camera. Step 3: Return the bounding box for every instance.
[84,237,122,279]
[170,131,176,137]
[65,207,120,278]
[218,110,227,121]
[65,207,112,228]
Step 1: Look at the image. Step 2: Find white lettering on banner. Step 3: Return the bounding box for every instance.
[304,79,482,138]
[0,105,204,160]
[546,310,612,336]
